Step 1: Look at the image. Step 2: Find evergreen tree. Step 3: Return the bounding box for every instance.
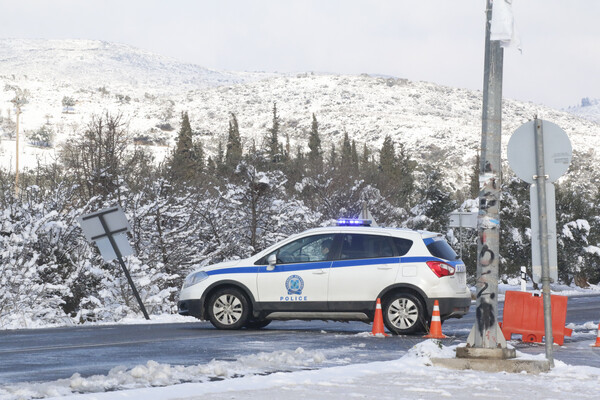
[351,140,359,176]
[555,176,600,286]
[193,141,205,175]
[379,135,396,176]
[216,140,225,174]
[340,131,353,173]
[412,167,456,233]
[206,156,216,176]
[470,152,480,199]
[499,176,532,281]
[284,133,291,162]
[307,113,323,175]
[395,142,416,206]
[329,143,337,170]
[225,113,242,169]
[171,112,202,182]
[360,143,372,175]
[268,102,280,163]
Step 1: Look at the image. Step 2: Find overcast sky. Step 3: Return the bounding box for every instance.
[1,0,598,109]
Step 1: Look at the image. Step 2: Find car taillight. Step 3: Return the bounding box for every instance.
[426,261,455,277]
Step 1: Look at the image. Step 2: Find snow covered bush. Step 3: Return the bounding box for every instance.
[0,185,87,328]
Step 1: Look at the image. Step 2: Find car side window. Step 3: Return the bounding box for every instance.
[393,237,413,256]
[266,234,336,264]
[340,234,395,260]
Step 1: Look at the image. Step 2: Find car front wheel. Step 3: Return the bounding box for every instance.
[382,293,426,335]
[207,288,250,330]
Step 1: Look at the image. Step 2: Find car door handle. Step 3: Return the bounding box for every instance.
[377,266,393,270]
[312,269,327,275]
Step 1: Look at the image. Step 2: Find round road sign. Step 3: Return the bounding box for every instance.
[507,120,572,184]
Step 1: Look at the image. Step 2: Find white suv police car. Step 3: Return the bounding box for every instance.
[178,219,471,334]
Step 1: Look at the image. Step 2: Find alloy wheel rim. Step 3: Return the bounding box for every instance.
[213,294,243,325]
[388,298,419,329]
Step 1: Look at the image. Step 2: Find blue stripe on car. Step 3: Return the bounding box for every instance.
[204,256,458,276]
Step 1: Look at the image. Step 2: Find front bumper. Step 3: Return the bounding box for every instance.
[177,299,205,320]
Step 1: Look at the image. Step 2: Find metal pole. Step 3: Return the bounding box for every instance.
[471,0,506,349]
[98,214,150,320]
[533,119,554,366]
[459,215,463,260]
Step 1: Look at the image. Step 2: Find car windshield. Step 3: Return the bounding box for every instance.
[426,239,459,261]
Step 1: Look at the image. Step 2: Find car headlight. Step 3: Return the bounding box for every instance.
[183,271,209,289]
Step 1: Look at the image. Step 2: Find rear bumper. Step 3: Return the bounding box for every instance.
[426,297,472,320]
[177,299,205,320]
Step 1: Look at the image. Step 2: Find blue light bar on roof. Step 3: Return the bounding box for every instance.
[337,218,372,227]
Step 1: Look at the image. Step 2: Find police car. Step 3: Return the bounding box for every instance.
[178,219,471,334]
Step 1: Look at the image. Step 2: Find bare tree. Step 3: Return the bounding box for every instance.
[60,112,133,200]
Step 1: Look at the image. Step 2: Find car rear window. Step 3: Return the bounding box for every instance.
[426,239,459,261]
[392,237,413,256]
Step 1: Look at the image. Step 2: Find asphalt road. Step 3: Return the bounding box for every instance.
[1,295,599,385]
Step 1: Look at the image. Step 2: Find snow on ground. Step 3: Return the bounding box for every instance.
[2,340,599,400]
[2,283,597,331]
[2,285,599,400]
[0,344,357,400]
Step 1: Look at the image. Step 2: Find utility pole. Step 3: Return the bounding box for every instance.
[15,104,21,196]
[8,87,28,197]
[459,0,515,359]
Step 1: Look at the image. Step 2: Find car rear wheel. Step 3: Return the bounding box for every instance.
[207,288,250,330]
[382,293,426,335]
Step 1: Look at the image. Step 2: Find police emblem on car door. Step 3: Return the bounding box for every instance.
[256,234,334,310]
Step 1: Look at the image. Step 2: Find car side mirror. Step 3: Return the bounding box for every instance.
[267,254,277,271]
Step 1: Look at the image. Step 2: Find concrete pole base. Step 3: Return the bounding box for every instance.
[432,356,551,374]
[456,346,516,360]
[431,346,550,374]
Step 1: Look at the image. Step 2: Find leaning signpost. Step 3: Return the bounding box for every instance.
[77,206,150,320]
[507,118,573,366]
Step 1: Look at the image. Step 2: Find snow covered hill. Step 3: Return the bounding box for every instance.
[1,39,599,188]
[0,39,270,92]
[566,97,600,123]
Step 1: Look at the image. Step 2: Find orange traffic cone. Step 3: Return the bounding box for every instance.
[591,322,600,348]
[371,298,389,337]
[423,300,447,339]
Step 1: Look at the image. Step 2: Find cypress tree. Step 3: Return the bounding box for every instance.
[417,168,456,233]
[193,140,205,174]
[396,142,416,204]
[171,112,199,182]
[284,133,291,162]
[225,112,242,168]
[360,143,370,172]
[329,143,337,169]
[470,152,480,199]
[215,140,225,174]
[307,113,323,175]
[379,135,396,176]
[340,131,353,173]
[351,139,359,176]
[268,102,280,163]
